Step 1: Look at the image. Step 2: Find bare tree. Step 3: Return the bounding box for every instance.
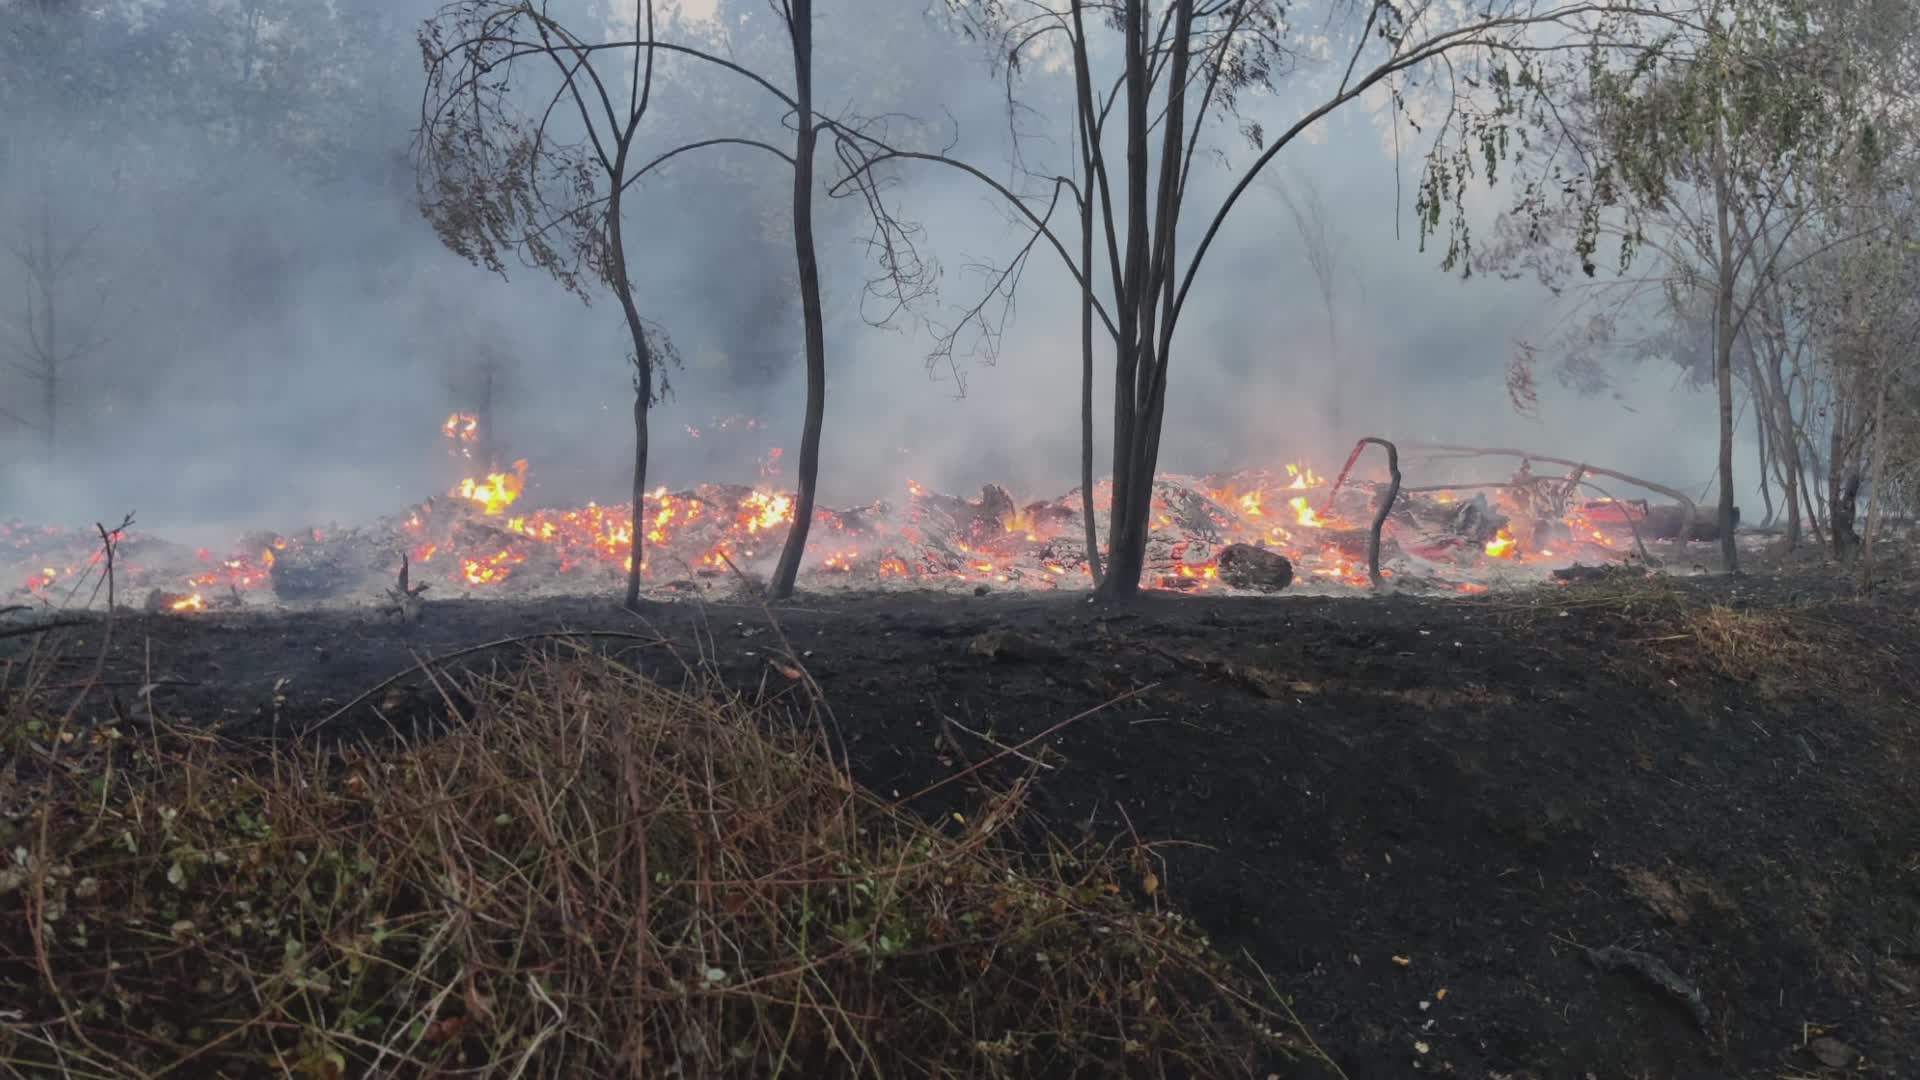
[843,0,1714,599]
[421,0,939,602]
[0,2,124,465]
[418,0,679,610]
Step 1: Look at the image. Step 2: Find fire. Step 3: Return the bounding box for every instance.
[1001,506,1039,538]
[740,490,793,533]
[443,412,480,457]
[455,459,528,515]
[461,549,525,585]
[6,414,1673,607]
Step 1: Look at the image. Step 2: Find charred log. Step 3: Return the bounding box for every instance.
[1643,504,1739,542]
[1441,493,1510,546]
[911,485,1020,548]
[1215,544,1292,592]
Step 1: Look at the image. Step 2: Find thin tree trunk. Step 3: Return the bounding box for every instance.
[1097,0,1196,602]
[40,188,58,465]
[607,177,654,611]
[1075,64,1104,588]
[1860,356,1890,591]
[1753,388,1774,528]
[1796,389,1825,542]
[1829,410,1861,559]
[769,0,823,601]
[1095,0,1152,602]
[1763,343,1802,548]
[1710,125,1741,573]
[1743,343,1774,528]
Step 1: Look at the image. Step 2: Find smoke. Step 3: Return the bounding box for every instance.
[0,0,1743,550]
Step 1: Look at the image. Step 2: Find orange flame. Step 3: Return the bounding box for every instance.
[1001,506,1039,538]
[1485,528,1517,559]
[455,459,528,515]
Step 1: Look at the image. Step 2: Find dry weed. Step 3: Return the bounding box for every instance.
[1,648,1328,1079]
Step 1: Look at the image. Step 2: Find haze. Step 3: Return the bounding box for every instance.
[0,0,1728,548]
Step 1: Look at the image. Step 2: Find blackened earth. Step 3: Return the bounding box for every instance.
[7,571,1918,1079]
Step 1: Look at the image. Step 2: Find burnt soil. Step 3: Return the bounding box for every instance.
[7,572,1919,1079]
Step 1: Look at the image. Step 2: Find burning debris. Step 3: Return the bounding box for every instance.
[3,421,1720,612]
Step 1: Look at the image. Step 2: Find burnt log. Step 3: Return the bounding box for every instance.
[1644,504,1739,542]
[1441,493,1509,545]
[1216,543,1293,592]
[910,484,1020,548]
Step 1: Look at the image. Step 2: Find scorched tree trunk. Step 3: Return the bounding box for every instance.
[769,0,824,601]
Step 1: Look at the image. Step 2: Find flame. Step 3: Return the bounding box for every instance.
[741,490,793,533]
[455,459,528,515]
[169,593,206,612]
[443,412,480,458]
[13,413,1672,606]
[1001,506,1039,538]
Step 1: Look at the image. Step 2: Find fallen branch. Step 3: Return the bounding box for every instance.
[1584,944,1711,1031]
[892,683,1156,809]
[1323,437,1402,589]
[1407,444,1700,541]
[942,711,1056,770]
[1571,479,1654,562]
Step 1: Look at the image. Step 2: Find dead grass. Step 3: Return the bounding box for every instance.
[1484,573,1899,695]
[0,641,1330,1079]
[1667,605,1829,685]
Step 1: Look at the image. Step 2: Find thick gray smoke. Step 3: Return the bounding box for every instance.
[0,0,1734,548]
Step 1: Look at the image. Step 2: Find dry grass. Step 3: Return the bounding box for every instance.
[0,641,1329,1079]
[1485,571,1902,695]
[1665,605,1828,685]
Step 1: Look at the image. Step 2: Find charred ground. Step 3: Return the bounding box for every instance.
[6,569,1918,1079]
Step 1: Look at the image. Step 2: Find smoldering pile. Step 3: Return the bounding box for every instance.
[3,463,1664,612]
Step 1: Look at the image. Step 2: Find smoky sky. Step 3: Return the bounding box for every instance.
[0,0,1741,548]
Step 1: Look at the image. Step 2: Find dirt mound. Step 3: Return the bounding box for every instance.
[5,571,1917,1077]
